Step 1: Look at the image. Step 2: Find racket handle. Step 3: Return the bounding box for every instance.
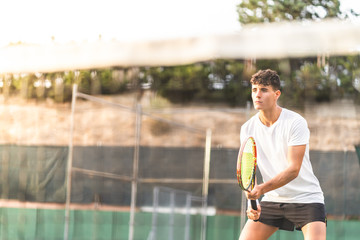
[248,199,258,210]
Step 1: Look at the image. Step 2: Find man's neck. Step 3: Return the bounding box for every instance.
[259,106,282,127]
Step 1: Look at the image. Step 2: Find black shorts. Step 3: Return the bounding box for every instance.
[257,202,326,231]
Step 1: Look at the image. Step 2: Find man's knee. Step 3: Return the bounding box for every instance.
[301,221,326,240]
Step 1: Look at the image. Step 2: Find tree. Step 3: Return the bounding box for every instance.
[143,64,211,103]
[237,0,346,24]
[236,0,360,107]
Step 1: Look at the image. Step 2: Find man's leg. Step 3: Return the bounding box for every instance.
[239,220,278,240]
[301,221,326,240]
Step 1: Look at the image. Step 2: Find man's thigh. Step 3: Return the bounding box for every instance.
[239,220,278,240]
[301,221,326,240]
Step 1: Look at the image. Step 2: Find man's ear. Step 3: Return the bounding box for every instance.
[275,90,281,99]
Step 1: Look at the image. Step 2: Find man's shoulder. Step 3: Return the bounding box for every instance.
[281,108,309,132]
[241,113,258,128]
[282,108,306,121]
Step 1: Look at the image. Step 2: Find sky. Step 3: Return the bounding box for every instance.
[0,0,359,47]
[0,0,240,46]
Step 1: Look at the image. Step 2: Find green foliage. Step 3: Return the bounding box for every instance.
[77,70,92,94]
[0,68,131,103]
[99,69,113,94]
[2,55,359,107]
[210,60,250,106]
[99,69,128,94]
[297,62,328,102]
[143,64,211,103]
[140,60,251,105]
[329,55,360,98]
[234,0,360,108]
[237,0,342,24]
[62,71,76,102]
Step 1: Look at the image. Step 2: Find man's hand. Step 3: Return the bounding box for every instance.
[246,184,264,200]
[246,201,261,221]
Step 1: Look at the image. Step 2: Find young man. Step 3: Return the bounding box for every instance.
[239,69,326,240]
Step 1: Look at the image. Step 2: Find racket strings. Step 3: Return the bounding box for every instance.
[241,139,256,189]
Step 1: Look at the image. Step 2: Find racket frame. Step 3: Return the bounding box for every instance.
[237,136,257,191]
[237,136,258,210]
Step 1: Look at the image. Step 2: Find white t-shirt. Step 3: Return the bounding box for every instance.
[240,108,324,204]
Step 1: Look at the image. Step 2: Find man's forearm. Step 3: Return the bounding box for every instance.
[259,167,299,195]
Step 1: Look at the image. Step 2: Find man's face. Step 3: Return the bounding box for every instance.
[251,84,281,111]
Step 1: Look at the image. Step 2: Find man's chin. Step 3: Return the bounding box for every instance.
[253,105,261,110]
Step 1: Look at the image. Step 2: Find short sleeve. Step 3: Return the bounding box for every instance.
[240,126,246,145]
[288,117,309,146]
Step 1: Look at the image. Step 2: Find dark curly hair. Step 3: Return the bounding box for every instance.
[250,69,280,91]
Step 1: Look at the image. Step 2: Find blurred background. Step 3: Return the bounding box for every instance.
[0,1,360,240]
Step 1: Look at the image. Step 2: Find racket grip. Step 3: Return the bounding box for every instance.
[248,199,259,210]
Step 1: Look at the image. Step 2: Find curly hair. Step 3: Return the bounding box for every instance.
[250,69,280,91]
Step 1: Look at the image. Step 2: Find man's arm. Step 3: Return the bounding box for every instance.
[247,144,306,200]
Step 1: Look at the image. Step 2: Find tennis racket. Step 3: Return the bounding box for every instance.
[237,136,258,210]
